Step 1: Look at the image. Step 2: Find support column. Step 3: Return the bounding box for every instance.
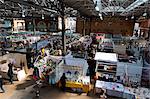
[61,1,66,56]
[33,18,36,35]
[32,18,38,55]
[83,18,86,36]
[148,27,150,41]
[90,18,92,34]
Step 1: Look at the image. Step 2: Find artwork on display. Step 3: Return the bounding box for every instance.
[61,65,83,82]
[62,65,82,75]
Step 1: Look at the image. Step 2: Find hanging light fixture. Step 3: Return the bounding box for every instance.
[22,10,25,18]
[125,17,128,20]
[95,6,99,11]
[42,14,44,19]
[50,14,54,17]
[143,12,147,17]
[41,10,44,19]
[143,9,147,17]
[131,15,134,19]
[99,13,103,20]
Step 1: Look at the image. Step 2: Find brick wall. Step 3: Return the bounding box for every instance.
[76,17,134,36]
[138,19,150,38]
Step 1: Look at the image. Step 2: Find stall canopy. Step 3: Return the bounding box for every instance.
[94,52,118,63]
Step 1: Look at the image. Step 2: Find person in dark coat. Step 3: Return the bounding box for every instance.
[7,63,13,84]
[60,73,67,91]
[0,75,5,93]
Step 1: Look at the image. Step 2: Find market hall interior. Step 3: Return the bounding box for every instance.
[0,0,150,99]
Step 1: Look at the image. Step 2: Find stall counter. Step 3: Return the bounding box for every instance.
[59,81,90,93]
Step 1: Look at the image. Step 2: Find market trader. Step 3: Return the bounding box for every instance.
[0,75,5,93]
[60,73,67,91]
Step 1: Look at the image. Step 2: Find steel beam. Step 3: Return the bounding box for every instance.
[0,0,4,3]
[116,0,128,12]
[33,0,39,5]
[5,0,57,13]
[41,0,47,6]
[121,0,149,15]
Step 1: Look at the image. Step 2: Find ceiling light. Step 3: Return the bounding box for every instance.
[22,14,25,17]
[99,13,102,17]
[50,14,54,17]
[95,6,99,11]
[22,10,25,17]
[42,14,44,19]
[125,17,128,20]
[99,13,103,20]
[131,15,134,19]
[22,12,25,17]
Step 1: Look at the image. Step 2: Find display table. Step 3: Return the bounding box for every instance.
[66,81,82,89]
[58,76,91,93]
[58,81,90,93]
[95,80,135,98]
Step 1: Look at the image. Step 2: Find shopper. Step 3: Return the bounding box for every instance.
[60,73,67,91]
[33,67,39,81]
[49,71,56,86]
[0,75,5,93]
[7,62,13,84]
